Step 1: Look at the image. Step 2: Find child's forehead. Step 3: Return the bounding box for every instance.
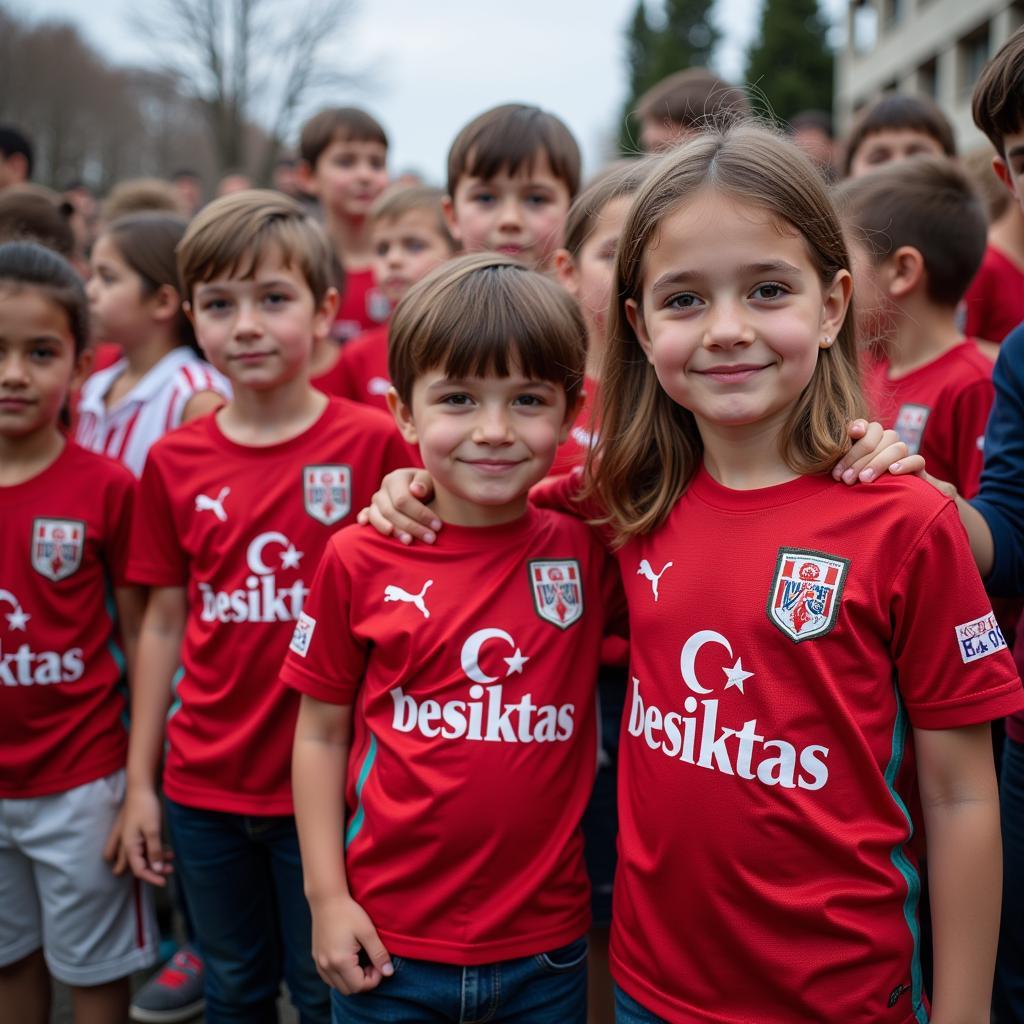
[461,147,562,187]
[194,245,308,290]
[325,133,387,156]
[372,207,443,236]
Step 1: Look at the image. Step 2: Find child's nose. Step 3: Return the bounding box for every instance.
[497,197,524,231]
[704,300,752,348]
[473,406,514,443]
[232,301,263,337]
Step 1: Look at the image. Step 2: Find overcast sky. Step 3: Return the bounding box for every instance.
[12,0,845,182]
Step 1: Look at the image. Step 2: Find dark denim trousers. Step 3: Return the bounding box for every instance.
[330,935,588,1023]
[165,799,330,1024]
[996,737,1024,1023]
[613,983,666,1023]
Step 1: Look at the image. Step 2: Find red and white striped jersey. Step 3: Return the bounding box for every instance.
[76,349,232,478]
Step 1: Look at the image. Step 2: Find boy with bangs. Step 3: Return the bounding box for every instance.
[282,253,624,1023]
[444,103,581,273]
[300,107,391,341]
[838,156,994,499]
[119,190,411,1023]
[318,185,458,409]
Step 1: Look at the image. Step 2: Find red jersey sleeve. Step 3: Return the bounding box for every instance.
[949,374,994,500]
[127,447,188,586]
[891,501,1021,729]
[280,537,366,705]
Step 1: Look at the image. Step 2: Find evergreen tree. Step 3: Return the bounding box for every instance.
[619,0,722,153]
[744,0,833,125]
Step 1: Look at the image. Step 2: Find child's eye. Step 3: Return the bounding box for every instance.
[472,192,495,205]
[200,297,230,312]
[666,292,701,310]
[404,239,427,253]
[31,345,58,362]
[751,283,788,301]
[440,393,472,406]
[525,194,551,207]
[513,393,546,407]
[263,292,290,306]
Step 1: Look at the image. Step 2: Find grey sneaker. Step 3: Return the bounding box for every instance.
[130,944,205,1023]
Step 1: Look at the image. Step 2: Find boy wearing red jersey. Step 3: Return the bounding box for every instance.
[282,254,623,1023]
[299,107,391,342]
[444,104,580,273]
[317,185,457,408]
[120,192,410,1023]
[840,156,995,498]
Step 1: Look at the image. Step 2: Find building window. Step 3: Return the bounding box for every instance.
[882,0,904,29]
[917,57,938,100]
[852,0,878,53]
[959,22,991,97]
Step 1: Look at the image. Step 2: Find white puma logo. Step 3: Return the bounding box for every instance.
[195,487,230,522]
[383,579,433,619]
[637,559,673,602]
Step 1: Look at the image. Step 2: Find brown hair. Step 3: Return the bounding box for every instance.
[973,27,1024,157]
[369,185,457,251]
[836,155,987,307]
[101,178,182,225]
[103,212,196,348]
[0,184,74,258]
[563,159,653,258]
[635,68,751,132]
[590,122,863,544]
[299,107,388,168]
[388,252,586,408]
[842,93,956,176]
[962,145,1011,222]
[446,104,581,199]
[177,189,334,303]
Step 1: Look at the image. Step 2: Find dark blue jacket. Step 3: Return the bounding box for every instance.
[972,325,1024,597]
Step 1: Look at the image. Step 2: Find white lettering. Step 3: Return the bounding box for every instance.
[0,641,85,686]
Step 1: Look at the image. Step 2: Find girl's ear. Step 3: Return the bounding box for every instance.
[386,387,419,446]
[150,283,182,324]
[625,298,655,365]
[552,249,578,297]
[441,195,462,244]
[820,268,853,344]
[70,345,95,393]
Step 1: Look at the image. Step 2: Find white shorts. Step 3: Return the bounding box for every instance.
[0,770,158,985]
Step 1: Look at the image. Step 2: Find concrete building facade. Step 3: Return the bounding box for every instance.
[836,0,1024,151]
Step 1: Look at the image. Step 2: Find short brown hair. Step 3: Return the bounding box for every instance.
[973,27,1024,157]
[836,155,987,307]
[563,159,653,258]
[299,107,388,168]
[388,252,586,408]
[101,178,182,225]
[177,189,334,303]
[591,122,863,544]
[446,104,581,199]
[0,184,74,258]
[962,145,1011,222]
[634,68,751,131]
[369,185,457,251]
[842,93,956,176]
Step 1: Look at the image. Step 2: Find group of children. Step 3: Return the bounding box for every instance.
[3,27,1024,1024]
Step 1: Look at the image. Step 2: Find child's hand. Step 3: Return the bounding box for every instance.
[311,893,395,994]
[357,469,439,544]
[103,803,129,876]
[833,420,926,484]
[121,785,174,886]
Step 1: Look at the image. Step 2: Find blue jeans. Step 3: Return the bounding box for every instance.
[996,737,1024,1022]
[165,799,329,1024]
[331,935,588,1023]
[614,983,666,1023]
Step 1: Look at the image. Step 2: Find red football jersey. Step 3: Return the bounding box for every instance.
[0,441,136,797]
[281,507,624,963]
[329,325,391,411]
[127,400,412,815]
[863,341,994,498]
[963,244,1024,345]
[332,267,389,344]
[611,469,1021,1023]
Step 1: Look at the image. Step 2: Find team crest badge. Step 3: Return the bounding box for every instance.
[529,560,583,630]
[767,547,849,643]
[303,465,351,525]
[31,518,85,582]
[894,403,930,455]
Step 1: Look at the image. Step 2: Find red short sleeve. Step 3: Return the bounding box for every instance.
[127,450,188,586]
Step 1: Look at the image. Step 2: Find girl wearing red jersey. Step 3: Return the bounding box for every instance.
[368,125,1021,1024]
[77,212,231,477]
[0,242,156,1023]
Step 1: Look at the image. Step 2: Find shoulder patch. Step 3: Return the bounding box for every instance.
[955,612,1007,664]
[290,611,317,657]
[894,404,930,456]
[767,547,849,643]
